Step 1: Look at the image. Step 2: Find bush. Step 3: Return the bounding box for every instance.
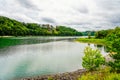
[82,47,105,71]
[108,56,120,72]
[106,27,120,72]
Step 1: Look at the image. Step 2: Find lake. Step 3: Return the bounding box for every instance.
[0,37,108,80]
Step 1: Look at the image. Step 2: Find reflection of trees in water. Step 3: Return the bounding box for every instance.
[87,43,109,53]
[88,43,90,46]
[104,46,109,52]
[94,44,102,48]
[94,44,109,53]
[0,37,76,49]
[94,44,103,51]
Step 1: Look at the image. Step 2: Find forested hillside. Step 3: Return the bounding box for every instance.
[0,16,82,36]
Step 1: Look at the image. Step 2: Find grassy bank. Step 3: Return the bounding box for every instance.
[78,67,120,80]
[76,38,107,45]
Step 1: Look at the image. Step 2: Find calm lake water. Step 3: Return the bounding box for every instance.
[0,37,108,80]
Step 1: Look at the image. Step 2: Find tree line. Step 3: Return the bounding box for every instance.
[0,16,83,36]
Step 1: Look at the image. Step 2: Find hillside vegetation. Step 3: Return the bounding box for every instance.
[0,16,82,36]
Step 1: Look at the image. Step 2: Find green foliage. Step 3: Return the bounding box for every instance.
[56,26,82,36]
[108,52,120,72]
[0,16,29,36]
[104,73,120,80]
[78,68,120,80]
[88,32,91,39]
[82,31,95,36]
[0,16,83,36]
[82,47,105,71]
[106,27,120,52]
[93,26,120,73]
[87,26,120,73]
[105,27,120,72]
[95,29,113,39]
[108,60,120,72]
[48,77,54,80]
[76,38,106,45]
[78,72,98,80]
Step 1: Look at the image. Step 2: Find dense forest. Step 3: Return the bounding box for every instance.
[0,16,83,36]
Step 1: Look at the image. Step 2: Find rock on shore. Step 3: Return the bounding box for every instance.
[21,69,86,80]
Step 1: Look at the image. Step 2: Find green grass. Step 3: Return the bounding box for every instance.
[76,38,107,45]
[78,67,120,80]
[78,72,120,80]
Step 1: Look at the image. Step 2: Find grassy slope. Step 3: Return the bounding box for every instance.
[78,67,120,80]
[76,38,107,45]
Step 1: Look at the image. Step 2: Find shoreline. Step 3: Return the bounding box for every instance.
[0,36,14,38]
[21,69,86,80]
[76,38,106,45]
[21,55,111,80]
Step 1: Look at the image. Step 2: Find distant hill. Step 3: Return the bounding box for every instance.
[0,16,83,36]
[82,31,96,36]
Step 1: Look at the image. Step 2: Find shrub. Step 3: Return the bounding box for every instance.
[82,47,105,71]
[106,27,120,72]
[78,71,120,80]
[108,53,120,73]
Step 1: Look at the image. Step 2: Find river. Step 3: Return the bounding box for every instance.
[0,36,108,80]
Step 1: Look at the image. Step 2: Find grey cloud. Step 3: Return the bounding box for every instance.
[108,16,120,24]
[95,26,102,28]
[73,4,89,14]
[77,7,89,14]
[0,0,120,31]
[42,17,56,23]
[64,22,91,25]
[17,0,41,11]
[96,0,120,10]
[99,13,120,24]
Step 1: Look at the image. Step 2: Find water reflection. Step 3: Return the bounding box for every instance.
[0,41,85,80]
[0,37,78,48]
[0,37,108,80]
[87,43,108,56]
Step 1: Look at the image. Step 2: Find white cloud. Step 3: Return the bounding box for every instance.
[0,0,120,31]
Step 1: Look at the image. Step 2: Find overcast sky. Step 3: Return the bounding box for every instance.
[0,0,120,31]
